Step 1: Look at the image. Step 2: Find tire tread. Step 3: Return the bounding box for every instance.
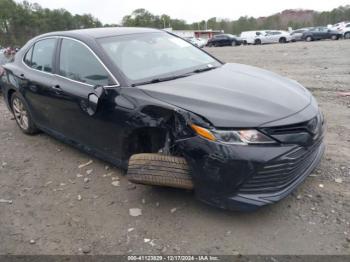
[127,153,193,190]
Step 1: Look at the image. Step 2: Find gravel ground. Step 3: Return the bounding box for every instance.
[0,40,349,255]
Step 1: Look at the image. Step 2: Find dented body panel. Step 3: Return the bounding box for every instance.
[139,63,312,128]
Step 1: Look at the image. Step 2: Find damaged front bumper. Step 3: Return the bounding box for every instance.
[176,135,325,211]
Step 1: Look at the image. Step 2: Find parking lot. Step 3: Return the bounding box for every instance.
[0,40,349,255]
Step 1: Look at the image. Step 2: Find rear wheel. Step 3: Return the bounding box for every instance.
[331,35,338,40]
[306,36,313,42]
[279,37,287,43]
[344,32,350,39]
[127,153,193,190]
[231,40,237,46]
[11,93,38,135]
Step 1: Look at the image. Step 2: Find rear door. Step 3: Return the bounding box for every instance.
[222,35,230,46]
[215,35,223,46]
[319,27,329,39]
[20,38,59,128]
[313,28,324,39]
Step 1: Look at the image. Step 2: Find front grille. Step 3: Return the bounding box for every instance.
[265,120,313,135]
[260,113,324,146]
[239,140,322,194]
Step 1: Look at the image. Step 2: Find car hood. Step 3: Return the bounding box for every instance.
[138,63,312,128]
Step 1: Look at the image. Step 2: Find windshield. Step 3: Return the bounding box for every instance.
[98,32,220,85]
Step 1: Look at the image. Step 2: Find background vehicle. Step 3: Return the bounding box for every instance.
[184,37,207,48]
[301,27,342,41]
[206,34,242,47]
[330,21,349,32]
[340,22,350,39]
[240,31,266,45]
[290,28,312,41]
[0,49,14,93]
[254,30,292,44]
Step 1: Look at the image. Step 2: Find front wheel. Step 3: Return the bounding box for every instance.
[127,153,193,190]
[255,39,262,45]
[231,40,237,46]
[331,35,338,40]
[306,36,313,42]
[11,93,39,135]
[344,32,350,39]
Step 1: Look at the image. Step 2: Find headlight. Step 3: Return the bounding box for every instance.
[191,124,276,145]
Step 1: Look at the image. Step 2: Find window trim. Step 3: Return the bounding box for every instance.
[22,36,120,88]
[22,36,58,76]
[23,45,34,67]
[58,37,119,87]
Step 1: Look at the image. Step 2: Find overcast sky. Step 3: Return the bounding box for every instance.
[18,0,350,24]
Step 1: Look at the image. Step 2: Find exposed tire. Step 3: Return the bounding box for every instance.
[255,39,261,45]
[279,37,287,43]
[344,32,350,39]
[231,40,237,46]
[306,36,313,42]
[331,35,338,40]
[127,153,194,190]
[11,93,39,135]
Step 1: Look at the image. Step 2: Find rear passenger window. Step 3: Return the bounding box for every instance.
[59,39,111,86]
[24,47,33,66]
[31,39,56,73]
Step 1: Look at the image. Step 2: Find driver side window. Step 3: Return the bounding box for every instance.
[59,38,112,86]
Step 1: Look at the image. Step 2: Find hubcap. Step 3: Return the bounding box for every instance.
[12,98,29,130]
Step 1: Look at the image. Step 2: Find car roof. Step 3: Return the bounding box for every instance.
[36,27,162,40]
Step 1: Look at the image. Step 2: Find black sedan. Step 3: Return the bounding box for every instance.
[0,28,325,211]
[206,34,242,47]
[301,27,343,41]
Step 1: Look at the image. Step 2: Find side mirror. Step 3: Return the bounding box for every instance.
[86,85,106,116]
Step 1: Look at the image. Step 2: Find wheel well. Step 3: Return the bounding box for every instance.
[125,127,168,158]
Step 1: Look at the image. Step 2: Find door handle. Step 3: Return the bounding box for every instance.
[19,73,25,80]
[52,85,63,94]
[52,85,61,90]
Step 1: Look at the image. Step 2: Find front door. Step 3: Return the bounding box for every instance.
[45,38,126,163]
